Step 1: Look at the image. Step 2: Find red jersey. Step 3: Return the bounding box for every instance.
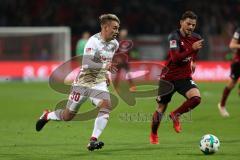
[232,27,240,63]
[161,30,201,81]
[113,40,133,63]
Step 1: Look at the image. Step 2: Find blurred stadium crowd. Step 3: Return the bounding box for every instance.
[0,0,239,60]
[0,0,239,36]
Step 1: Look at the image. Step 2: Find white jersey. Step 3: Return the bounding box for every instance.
[74,33,119,87]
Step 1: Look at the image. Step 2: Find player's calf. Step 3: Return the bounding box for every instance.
[61,109,76,121]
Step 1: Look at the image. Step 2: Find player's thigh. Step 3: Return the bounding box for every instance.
[175,78,200,98]
[66,85,88,113]
[156,103,168,113]
[156,80,175,104]
[185,88,200,99]
[227,78,238,89]
[230,62,240,81]
[89,82,111,108]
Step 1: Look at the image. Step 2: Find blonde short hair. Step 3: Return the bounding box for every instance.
[99,14,120,25]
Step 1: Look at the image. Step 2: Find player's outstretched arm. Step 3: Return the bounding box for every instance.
[170,39,203,63]
[168,33,193,63]
[82,54,108,69]
[192,39,204,50]
[170,49,193,63]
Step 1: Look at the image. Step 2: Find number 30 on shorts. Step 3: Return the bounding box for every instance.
[70,91,80,102]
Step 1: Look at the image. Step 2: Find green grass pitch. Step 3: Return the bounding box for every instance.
[0,81,239,160]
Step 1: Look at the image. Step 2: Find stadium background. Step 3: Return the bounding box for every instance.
[0,1,240,160]
[0,0,239,81]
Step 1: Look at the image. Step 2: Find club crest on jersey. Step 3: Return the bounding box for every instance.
[86,48,92,53]
[117,40,133,54]
[170,40,177,48]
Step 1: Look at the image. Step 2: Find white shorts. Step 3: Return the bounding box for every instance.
[66,82,110,113]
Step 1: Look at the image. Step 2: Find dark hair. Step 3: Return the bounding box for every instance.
[99,14,120,25]
[181,11,197,20]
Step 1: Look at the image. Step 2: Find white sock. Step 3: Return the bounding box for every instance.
[47,109,63,120]
[91,112,109,139]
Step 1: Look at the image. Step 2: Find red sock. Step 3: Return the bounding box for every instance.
[151,111,163,134]
[220,87,231,107]
[173,96,201,116]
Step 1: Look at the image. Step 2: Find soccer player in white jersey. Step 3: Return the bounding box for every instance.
[36,14,120,151]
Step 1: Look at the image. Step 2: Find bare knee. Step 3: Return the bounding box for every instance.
[98,100,111,110]
[227,80,237,89]
[157,103,167,113]
[227,84,235,90]
[62,109,75,121]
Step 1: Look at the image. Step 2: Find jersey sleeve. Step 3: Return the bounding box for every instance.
[82,37,107,69]
[168,32,180,51]
[83,37,97,57]
[233,28,240,40]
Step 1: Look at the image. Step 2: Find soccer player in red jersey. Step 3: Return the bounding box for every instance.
[218,27,240,117]
[113,28,136,92]
[149,11,204,144]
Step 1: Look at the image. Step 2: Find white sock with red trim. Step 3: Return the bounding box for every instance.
[91,111,109,140]
[47,109,63,120]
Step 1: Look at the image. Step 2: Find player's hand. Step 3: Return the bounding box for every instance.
[192,39,204,50]
[113,56,123,64]
[106,63,118,73]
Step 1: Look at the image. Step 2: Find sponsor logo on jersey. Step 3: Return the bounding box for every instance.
[183,56,192,62]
